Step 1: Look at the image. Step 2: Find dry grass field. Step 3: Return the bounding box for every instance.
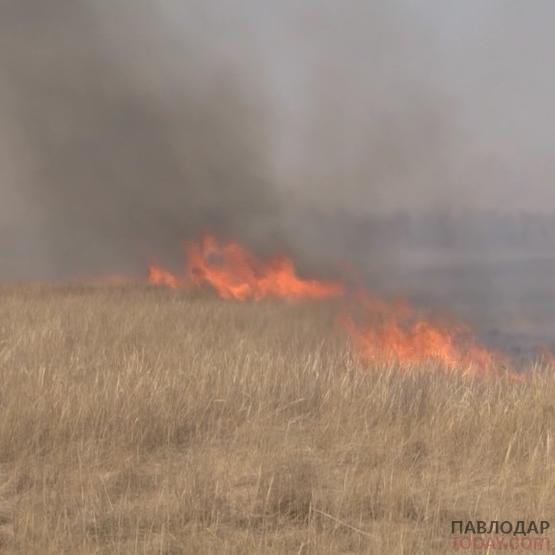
[0,284,553,553]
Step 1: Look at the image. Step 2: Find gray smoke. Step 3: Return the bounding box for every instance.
[0,1,459,280]
[2,0,555,355]
[0,1,281,279]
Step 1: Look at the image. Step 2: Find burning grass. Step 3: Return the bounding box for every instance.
[146,234,520,377]
[0,284,553,553]
[148,234,344,300]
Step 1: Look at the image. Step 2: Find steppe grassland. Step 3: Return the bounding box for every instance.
[0,284,553,553]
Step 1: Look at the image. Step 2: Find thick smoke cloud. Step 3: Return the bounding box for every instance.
[0,0,459,281]
[0,1,281,279]
[2,0,555,344]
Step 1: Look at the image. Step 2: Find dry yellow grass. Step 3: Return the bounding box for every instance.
[0,284,553,554]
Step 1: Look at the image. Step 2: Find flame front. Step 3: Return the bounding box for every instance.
[146,234,523,378]
[341,291,503,376]
[147,265,181,289]
[147,234,344,300]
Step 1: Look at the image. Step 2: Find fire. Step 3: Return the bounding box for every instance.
[147,265,180,289]
[147,234,344,300]
[341,291,505,376]
[146,233,524,378]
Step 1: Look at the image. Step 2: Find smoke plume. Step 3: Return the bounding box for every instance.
[0,1,282,279]
[2,1,555,356]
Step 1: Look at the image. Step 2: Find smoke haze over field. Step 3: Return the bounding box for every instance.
[0,1,281,279]
[1,0,555,288]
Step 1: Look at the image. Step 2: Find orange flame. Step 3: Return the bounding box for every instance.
[146,234,526,379]
[147,234,344,300]
[341,290,507,377]
[147,265,180,289]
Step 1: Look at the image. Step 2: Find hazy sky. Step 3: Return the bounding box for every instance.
[177,0,555,212]
[1,1,555,278]
[241,0,555,212]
